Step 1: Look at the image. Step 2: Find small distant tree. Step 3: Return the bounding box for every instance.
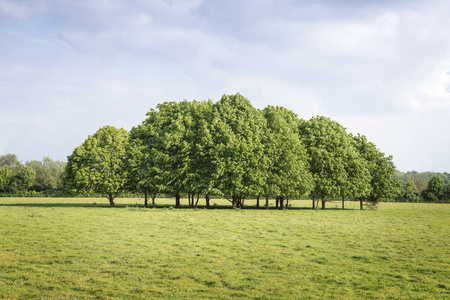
[15,166,36,192]
[0,166,14,192]
[413,177,428,196]
[444,184,450,202]
[63,126,129,207]
[402,180,419,202]
[422,176,446,202]
[0,154,23,169]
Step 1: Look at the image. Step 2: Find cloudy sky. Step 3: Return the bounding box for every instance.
[1,0,449,172]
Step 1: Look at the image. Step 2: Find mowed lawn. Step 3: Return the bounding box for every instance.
[0,198,448,299]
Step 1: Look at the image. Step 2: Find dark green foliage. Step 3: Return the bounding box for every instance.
[422,176,446,203]
[14,167,36,192]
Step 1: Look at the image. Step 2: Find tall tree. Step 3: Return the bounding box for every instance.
[352,134,400,208]
[262,106,313,209]
[299,116,369,209]
[63,126,129,207]
[212,94,267,208]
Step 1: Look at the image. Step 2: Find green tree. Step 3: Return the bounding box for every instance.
[402,180,419,202]
[414,177,428,196]
[299,116,369,209]
[26,160,54,191]
[422,176,446,202]
[25,157,66,192]
[352,134,399,209]
[15,166,36,192]
[63,126,129,207]
[0,153,22,169]
[0,166,14,192]
[212,94,267,208]
[444,184,450,202]
[262,106,313,209]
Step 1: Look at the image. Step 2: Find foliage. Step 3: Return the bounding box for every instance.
[262,106,313,204]
[62,126,129,206]
[25,157,66,191]
[401,180,420,202]
[0,166,14,192]
[211,94,267,207]
[422,176,446,203]
[0,153,22,169]
[299,117,370,209]
[394,170,450,185]
[14,166,36,192]
[352,134,400,203]
[5,94,447,205]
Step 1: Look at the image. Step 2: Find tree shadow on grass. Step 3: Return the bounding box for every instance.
[0,200,360,210]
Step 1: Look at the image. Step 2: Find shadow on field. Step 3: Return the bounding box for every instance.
[0,201,362,210]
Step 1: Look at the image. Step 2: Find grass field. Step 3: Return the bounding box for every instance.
[0,198,449,299]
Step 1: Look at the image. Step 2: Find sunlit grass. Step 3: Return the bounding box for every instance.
[0,198,448,299]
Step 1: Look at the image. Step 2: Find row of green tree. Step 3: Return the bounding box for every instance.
[2,95,449,205]
[0,154,66,196]
[62,93,405,209]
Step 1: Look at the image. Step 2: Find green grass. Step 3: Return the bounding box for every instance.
[0,198,448,299]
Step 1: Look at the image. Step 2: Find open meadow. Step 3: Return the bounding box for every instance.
[0,198,449,299]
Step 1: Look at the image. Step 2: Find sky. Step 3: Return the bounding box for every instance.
[1,0,449,172]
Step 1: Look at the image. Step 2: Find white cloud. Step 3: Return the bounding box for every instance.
[0,0,30,19]
[1,0,450,171]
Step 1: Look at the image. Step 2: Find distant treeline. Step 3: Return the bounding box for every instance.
[0,154,66,197]
[394,171,450,203]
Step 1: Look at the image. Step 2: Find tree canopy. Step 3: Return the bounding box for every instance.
[8,93,438,207]
[63,126,129,206]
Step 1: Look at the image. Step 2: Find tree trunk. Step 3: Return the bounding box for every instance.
[256,195,260,208]
[360,197,363,210]
[108,193,115,207]
[312,196,315,209]
[279,197,284,210]
[321,196,326,210]
[241,199,245,209]
[152,196,156,207]
[195,193,200,207]
[144,190,148,208]
[232,196,238,209]
[265,195,269,209]
[175,194,181,208]
[206,195,210,209]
